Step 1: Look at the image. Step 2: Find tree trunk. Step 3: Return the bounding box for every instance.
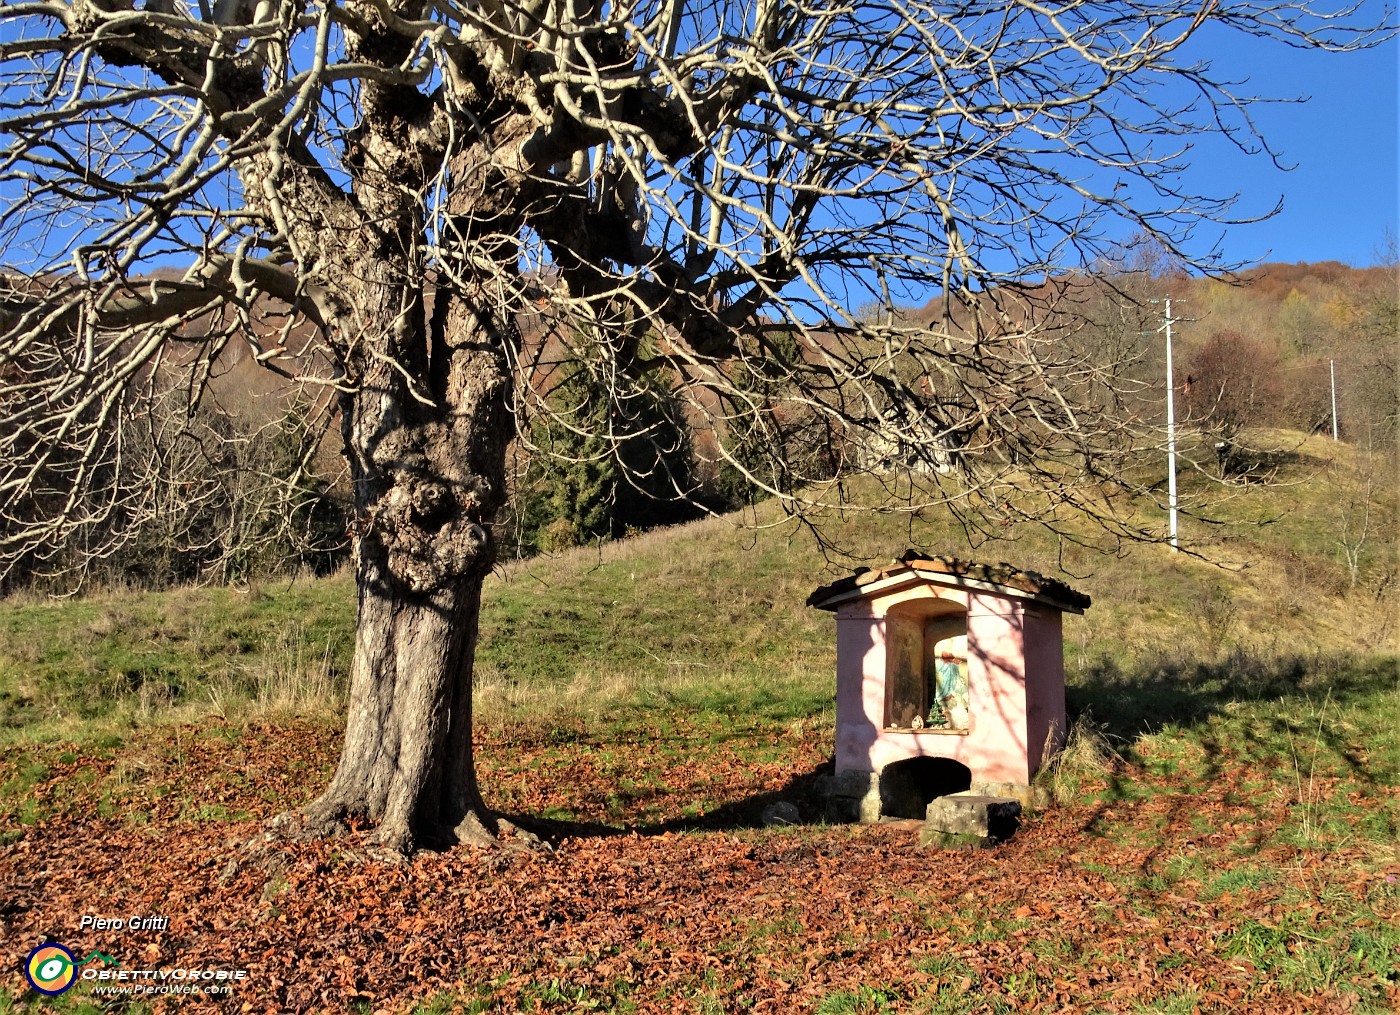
[294,281,519,853]
[266,83,540,851]
[302,562,493,852]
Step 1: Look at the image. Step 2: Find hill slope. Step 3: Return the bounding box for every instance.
[0,428,1393,740]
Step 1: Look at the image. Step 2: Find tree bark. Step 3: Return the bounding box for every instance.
[302,565,492,852]
[264,71,539,853]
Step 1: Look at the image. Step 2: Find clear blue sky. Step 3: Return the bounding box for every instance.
[1183,19,1398,269]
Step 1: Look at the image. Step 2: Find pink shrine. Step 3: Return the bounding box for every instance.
[808,552,1090,821]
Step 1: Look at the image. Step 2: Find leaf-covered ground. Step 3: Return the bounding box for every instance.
[2,709,1396,1014]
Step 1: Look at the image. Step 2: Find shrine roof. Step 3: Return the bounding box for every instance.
[807,550,1091,614]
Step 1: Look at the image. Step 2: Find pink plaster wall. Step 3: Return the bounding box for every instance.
[1022,606,1067,774]
[831,580,1066,788]
[832,610,882,772]
[964,592,1032,785]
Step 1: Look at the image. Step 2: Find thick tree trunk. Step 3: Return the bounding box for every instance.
[303,563,492,852]
[292,281,520,853]
[264,76,542,851]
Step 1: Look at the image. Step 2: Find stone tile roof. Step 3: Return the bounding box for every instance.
[807,549,1091,612]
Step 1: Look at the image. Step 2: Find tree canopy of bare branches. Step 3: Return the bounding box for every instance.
[0,0,1386,851]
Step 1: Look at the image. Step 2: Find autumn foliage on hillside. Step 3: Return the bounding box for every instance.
[3,257,1394,595]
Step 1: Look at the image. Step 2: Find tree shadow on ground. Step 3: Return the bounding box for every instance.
[511,651,1397,849]
[1068,649,1396,743]
[1069,650,1397,868]
[508,758,837,845]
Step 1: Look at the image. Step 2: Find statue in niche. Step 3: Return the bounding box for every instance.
[925,621,969,730]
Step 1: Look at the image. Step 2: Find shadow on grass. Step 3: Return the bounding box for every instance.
[1068,650,1397,742]
[1069,650,1398,866]
[518,652,1398,848]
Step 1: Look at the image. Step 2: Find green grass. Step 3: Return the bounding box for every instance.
[1076,671,1400,851]
[814,985,903,1014]
[1218,915,1400,999]
[2,429,1393,746]
[0,579,354,736]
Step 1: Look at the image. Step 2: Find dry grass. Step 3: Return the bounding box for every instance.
[1036,712,1122,806]
[206,626,346,721]
[1,427,1394,742]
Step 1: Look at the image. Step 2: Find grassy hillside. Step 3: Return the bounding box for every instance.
[0,429,1392,741]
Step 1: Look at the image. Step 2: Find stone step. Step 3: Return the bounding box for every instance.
[924,793,1022,842]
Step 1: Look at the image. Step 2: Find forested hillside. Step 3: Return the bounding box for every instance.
[2,256,1394,593]
[892,256,1397,444]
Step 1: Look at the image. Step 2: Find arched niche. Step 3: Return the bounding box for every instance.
[884,599,970,732]
[878,757,973,819]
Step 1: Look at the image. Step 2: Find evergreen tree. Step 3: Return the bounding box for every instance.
[518,362,693,551]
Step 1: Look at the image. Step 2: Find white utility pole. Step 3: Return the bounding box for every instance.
[1329,359,1340,440]
[1158,298,1180,552]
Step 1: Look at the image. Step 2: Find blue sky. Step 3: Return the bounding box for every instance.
[1182,20,1398,269]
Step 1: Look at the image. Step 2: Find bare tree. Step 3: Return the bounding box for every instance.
[1186,329,1286,435]
[0,0,1385,851]
[1329,427,1395,590]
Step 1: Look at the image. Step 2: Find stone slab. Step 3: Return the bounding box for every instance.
[969,780,1051,810]
[924,793,1021,841]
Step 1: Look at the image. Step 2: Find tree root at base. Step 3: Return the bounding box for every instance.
[261,800,552,858]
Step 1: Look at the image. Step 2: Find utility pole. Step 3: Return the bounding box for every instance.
[1153,298,1180,552]
[1330,359,1340,441]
